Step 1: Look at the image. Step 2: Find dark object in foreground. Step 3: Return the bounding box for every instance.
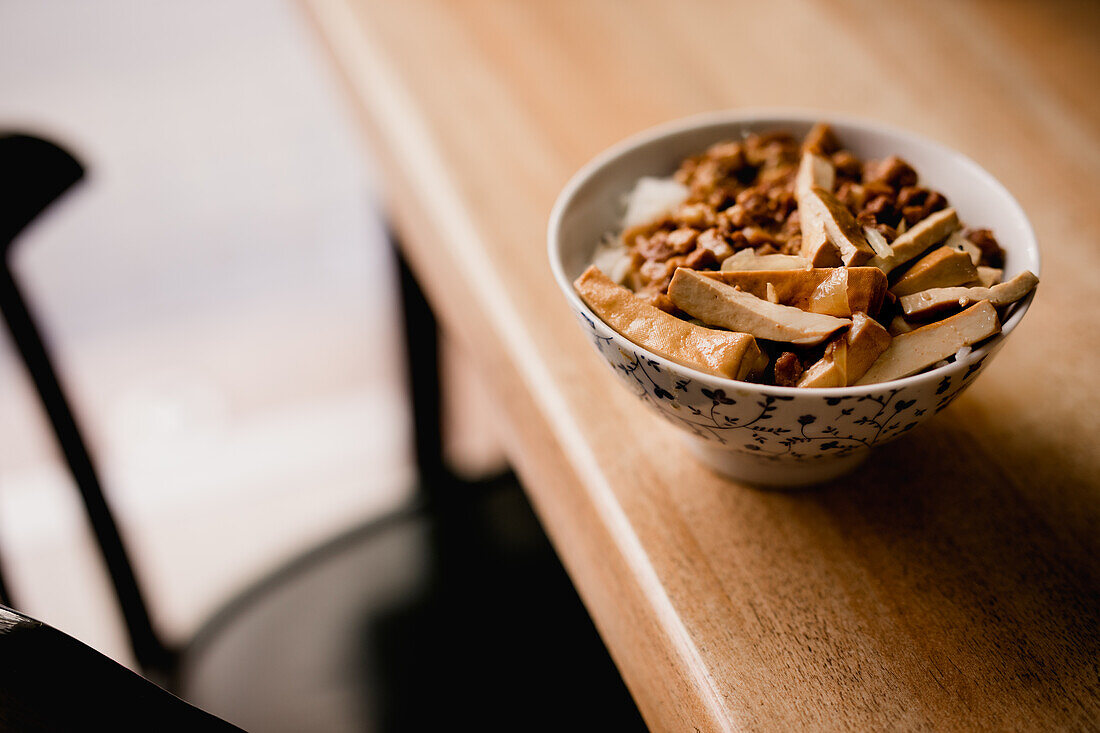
[181,472,648,732]
[0,606,240,732]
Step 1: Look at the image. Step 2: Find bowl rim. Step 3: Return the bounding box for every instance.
[547,108,1041,397]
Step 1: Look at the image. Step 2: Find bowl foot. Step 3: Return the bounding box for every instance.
[684,439,870,488]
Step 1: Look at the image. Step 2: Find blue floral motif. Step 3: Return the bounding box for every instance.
[701,388,735,405]
[652,386,674,401]
[577,312,982,462]
[964,357,986,379]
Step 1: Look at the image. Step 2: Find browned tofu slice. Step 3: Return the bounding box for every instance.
[839,314,893,383]
[867,208,959,274]
[802,122,839,155]
[799,214,842,267]
[855,301,1001,384]
[806,268,887,317]
[898,270,1039,319]
[798,313,892,387]
[703,267,888,316]
[889,245,980,297]
[795,151,835,200]
[668,268,851,346]
[574,266,768,380]
[976,266,1003,288]
[799,187,876,266]
[796,351,844,388]
[946,230,982,265]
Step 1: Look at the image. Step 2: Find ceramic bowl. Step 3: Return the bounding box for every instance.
[548,111,1040,487]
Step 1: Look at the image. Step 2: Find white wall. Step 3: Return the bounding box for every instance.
[0,0,413,666]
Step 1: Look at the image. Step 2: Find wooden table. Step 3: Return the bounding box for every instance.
[302,1,1100,729]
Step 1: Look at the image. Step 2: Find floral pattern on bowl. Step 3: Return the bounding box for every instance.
[577,307,999,466]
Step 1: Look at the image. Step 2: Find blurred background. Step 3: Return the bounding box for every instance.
[0,0,495,666]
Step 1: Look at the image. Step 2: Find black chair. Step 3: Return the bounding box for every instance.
[0,133,646,731]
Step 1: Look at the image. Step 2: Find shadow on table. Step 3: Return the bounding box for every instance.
[787,417,1100,709]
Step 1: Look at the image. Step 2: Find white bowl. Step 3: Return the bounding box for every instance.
[548,110,1040,487]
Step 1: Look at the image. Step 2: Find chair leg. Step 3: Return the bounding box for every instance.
[391,233,520,497]
[0,556,12,608]
[0,262,174,678]
[393,238,454,493]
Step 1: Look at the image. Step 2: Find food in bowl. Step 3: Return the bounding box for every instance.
[551,113,1041,485]
[574,123,1038,388]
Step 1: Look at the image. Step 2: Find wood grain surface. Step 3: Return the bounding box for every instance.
[301,0,1100,729]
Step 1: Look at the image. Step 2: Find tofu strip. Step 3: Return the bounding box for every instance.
[855,301,1001,384]
[795,151,835,200]
[889,245,979,297]
[866,208,959,274]
[703,267,887,316]
[669,268,850,346]
[799,187,875,266]
[899,271,1039,318]
[574,266,767,380]
[799,314,892,388]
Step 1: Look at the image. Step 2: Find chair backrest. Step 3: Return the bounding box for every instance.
[0,133,173,675]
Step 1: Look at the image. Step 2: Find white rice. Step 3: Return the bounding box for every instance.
[593,176,689,284]
[591,233,632,284]
[621,177,689,229]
